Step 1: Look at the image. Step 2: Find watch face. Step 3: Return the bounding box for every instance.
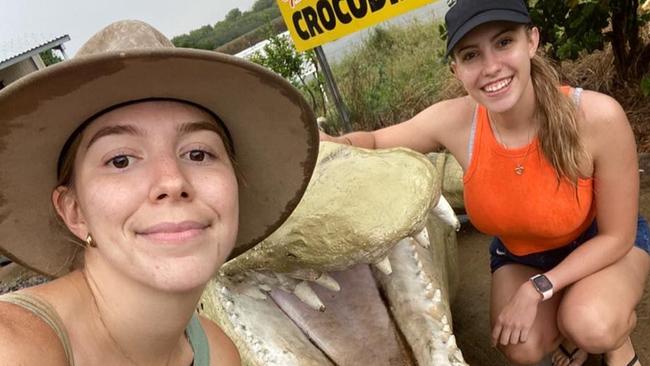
[532,275,553,292]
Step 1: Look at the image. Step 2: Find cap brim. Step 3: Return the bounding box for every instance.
[0,49,319,277]
[446,9,531,58]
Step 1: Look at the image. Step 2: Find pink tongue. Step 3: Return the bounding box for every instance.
[270,264,413,366]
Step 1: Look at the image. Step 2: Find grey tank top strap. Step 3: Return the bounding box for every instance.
[467,104,479,164]
[186,312,210,366]
[0,292,75,366]
[572,87,583,105]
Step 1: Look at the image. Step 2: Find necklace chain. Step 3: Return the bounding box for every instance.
[82,270,176,366]
[489,113,534,176]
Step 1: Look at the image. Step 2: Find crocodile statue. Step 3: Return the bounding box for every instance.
[198,142,467,366]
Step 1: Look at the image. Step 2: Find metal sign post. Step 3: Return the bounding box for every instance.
[314,46,351,132]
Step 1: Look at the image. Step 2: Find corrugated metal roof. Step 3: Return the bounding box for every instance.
[0,34,70,69]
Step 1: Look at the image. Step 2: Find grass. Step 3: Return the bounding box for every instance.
[323,20,454,134]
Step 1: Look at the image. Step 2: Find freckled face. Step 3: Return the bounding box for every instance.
[70,101,238,292]
[451,22,539,113]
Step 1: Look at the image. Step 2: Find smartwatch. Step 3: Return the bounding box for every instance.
[530,274,553,301]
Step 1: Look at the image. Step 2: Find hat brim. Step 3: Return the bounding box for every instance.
[445,9,531,58]
[0,49,319,277]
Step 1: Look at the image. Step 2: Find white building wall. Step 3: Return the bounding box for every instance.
[0,57,40,87]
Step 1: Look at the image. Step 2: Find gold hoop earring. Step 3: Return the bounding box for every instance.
[85,234,97,248]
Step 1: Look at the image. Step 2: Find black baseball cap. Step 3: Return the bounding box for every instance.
[445,0,531,57]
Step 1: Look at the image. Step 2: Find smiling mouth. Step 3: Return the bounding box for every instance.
[482,77,513,93]
[138,221,209,243]
[141,229,204,242]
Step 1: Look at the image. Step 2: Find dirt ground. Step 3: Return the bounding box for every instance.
[451,156,650,365]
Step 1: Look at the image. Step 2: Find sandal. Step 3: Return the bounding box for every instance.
[560,344,580,360]
[552,344,586,366]
[601,353,639,366]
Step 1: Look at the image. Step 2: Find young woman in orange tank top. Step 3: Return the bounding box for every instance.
[321,1,649,365]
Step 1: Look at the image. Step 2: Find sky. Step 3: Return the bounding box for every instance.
[0,0,258,56]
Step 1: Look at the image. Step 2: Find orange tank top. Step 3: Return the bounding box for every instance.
[463,87,595,256]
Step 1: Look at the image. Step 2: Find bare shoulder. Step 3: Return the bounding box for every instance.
[576,89,636,163]
[577,90,630,133]
[414,95,475,129]
[418,95,476,161]
[0,300,68,365]
[414,95,476,149]
[199,315,241,366]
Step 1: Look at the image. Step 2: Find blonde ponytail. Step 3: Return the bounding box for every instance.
[530,54,587,184]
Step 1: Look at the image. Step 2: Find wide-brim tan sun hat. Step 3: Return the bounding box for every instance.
[0,20,319,277]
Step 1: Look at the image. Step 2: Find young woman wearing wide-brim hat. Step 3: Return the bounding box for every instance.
[0,20,319,365]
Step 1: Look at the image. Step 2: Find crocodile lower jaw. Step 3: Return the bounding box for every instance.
[199,216,467,366]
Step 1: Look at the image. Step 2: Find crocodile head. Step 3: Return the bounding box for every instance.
[199,142,468,366]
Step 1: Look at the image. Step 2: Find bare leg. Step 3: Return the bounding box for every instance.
[558,247,649,366]
[491,264,563,365]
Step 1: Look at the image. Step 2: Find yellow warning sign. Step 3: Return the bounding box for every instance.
[277,0,435,51]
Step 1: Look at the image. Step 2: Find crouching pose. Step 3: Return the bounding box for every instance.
[321,1,649,365]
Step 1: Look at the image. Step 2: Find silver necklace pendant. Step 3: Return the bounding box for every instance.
[515,165,525,175]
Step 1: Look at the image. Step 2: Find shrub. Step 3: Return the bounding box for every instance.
[326,20,453,133]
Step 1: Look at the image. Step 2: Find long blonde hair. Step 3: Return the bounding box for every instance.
[530,52,588,184]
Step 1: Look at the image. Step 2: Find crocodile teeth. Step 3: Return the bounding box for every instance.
[287,269,321,281]
[433,289,442,303]
[374,256,393,275]
[313,273,341,292]
[413,228,430,248]
[274,273,297,290]
[431,195,460,231]
[293,281,326,312]
[243,286,268,300]
[452,349,466,363]
[432,350,452,366]
[447,335,457,349]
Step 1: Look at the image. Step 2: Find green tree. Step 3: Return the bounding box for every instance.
[528,0,650,82]
[608,0,650,80]
[528,0,609,60]
[171,3,281,50]
[39,49,62,66]
[249,32,327,116]
[173,25,215,49]
[225,8,242,21]
[252,0,275,11]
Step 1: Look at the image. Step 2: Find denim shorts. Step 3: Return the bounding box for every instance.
[489,216,650,273]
